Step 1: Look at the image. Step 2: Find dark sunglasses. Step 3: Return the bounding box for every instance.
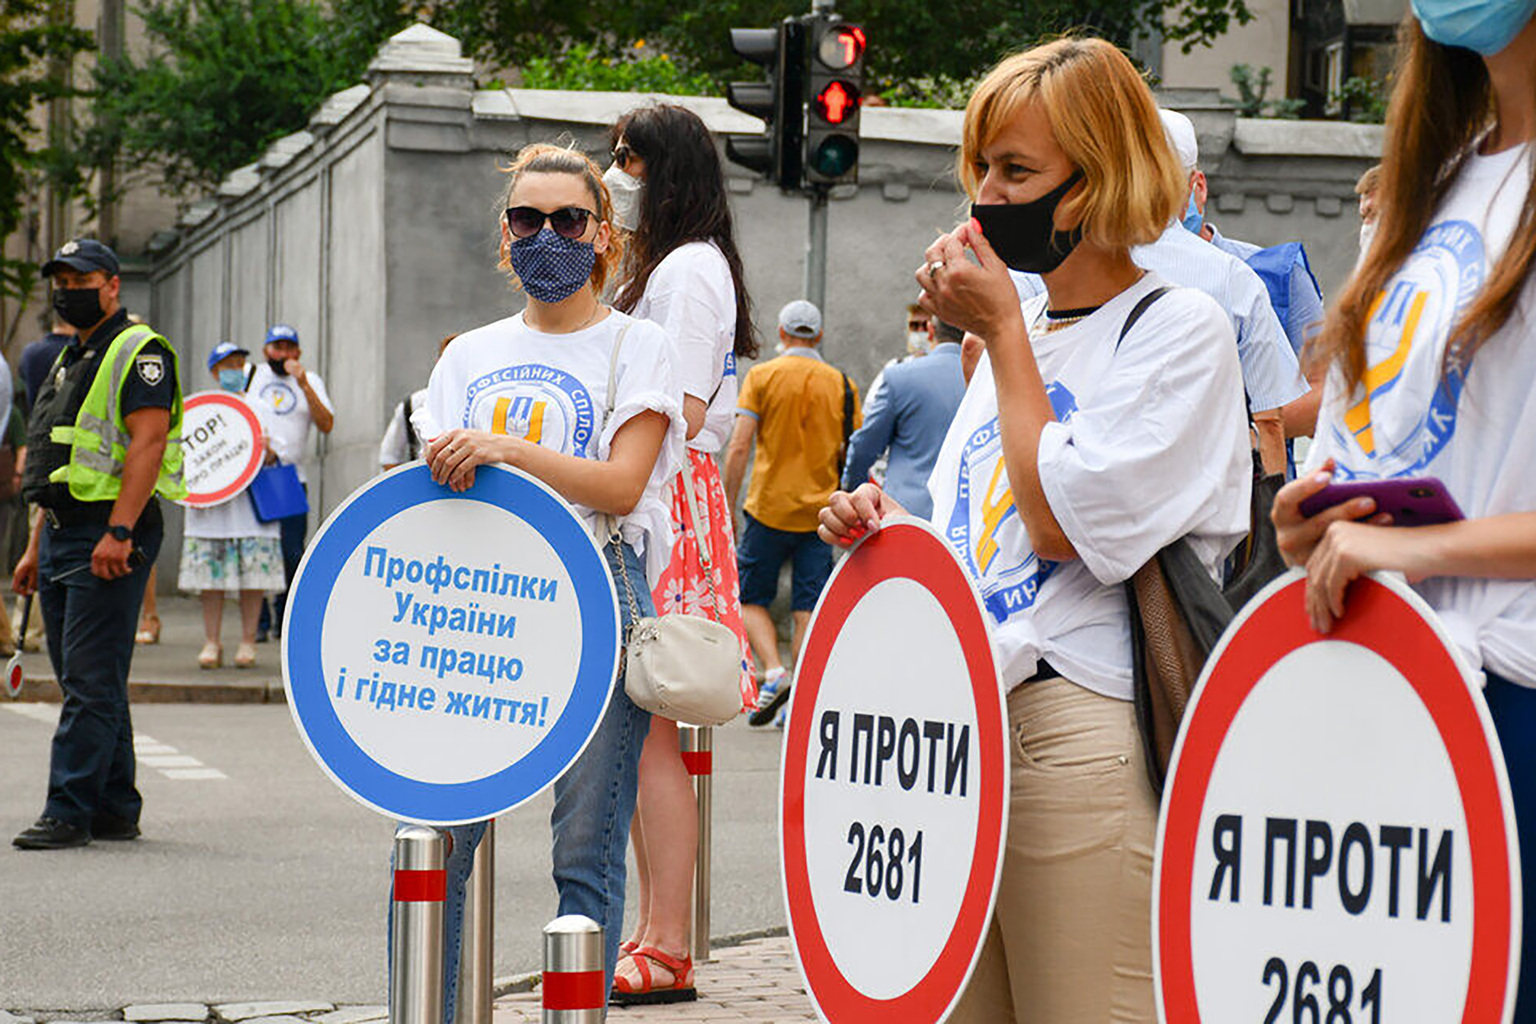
[505,206,594,240]
[612,144,634,168]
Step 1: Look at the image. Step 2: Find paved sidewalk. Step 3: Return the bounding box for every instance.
[491,936,816,1022]
[7,593,285,702]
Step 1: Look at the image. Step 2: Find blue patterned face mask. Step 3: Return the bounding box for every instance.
[218,368,247,392]
[509,227,597,304]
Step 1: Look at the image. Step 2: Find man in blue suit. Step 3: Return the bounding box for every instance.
[841,318,966,520]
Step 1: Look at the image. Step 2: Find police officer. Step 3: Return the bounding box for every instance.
[11,239,185,850]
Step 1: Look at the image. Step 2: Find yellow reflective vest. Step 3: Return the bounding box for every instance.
[47,323,187,502]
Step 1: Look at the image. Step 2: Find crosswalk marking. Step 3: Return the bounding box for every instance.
[139,754,203,768]
[4,706,227,780]
[134,741,177,754]
[2,703,56,725]
[163,768,227,780]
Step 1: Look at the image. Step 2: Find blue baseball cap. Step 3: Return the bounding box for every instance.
[42,238,120,278]
[264,323,300,345]
[207,342,249,372]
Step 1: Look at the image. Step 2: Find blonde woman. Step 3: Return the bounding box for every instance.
[400,143,684,1017]
[820,38,1252,1020]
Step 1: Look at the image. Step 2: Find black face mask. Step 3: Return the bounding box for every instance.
[267,356,290,376]
[51,287,105,330]
[970,170,1085,275]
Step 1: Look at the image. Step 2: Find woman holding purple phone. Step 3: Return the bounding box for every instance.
[1273,1,1536,1013]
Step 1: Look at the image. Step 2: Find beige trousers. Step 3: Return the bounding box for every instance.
[949,675,1160,1024]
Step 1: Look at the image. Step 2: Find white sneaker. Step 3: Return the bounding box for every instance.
[748,668,790,727]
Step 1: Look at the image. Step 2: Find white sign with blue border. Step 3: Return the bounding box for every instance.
[282,462,620,825]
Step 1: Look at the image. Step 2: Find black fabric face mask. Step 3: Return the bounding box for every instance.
[51,287,105,330]
[970,170,1085,275]
[267,357,290,376]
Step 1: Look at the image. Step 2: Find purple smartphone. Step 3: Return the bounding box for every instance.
[1298,475,1465,525]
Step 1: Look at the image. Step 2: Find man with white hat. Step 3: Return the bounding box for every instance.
[1160,108,1323,448]
[723,299,861,727]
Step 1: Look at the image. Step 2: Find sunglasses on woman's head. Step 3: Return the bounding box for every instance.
[505,206,594,240]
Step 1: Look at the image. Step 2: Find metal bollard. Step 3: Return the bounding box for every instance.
[542,915,605,1023]
[391,825,447,1024]
[454,820,494,1024]
[679,724,713,963]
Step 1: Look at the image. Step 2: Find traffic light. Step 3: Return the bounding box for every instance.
[803,19,865,186]
[725,20,805,191]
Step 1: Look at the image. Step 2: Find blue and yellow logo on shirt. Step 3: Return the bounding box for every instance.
[464,364,595,456]
[1330,220,1483,479]
[260,380,298,415]
[946,382,1076,624]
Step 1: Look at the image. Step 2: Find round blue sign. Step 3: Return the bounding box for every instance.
[282,463,620,824]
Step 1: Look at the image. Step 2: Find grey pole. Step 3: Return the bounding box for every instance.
[454,820,494,1024]
[542,915,605,1024]
[680,725,714,962]
[391,825,447,1024]
[805,187,830,313]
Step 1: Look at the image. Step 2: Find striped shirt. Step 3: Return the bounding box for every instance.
[1207,225,1326,358]
[1011,223,1307,412]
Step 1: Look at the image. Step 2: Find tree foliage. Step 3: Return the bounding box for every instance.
[426,0,1253,93]
[88,0,410,193]
[0,0,92,301]
[74,0,1258,212]
[516,42,715,96]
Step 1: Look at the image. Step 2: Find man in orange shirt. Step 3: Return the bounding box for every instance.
[724,300,861,727]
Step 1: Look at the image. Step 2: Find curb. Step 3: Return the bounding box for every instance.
[491,926,790,997]
[11,676,286,704]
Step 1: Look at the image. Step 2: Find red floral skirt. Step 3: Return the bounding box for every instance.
[650,448,757,709]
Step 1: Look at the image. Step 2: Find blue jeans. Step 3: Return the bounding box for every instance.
[390,540,653,1020]
[1485,671,1535,1023]
[259,489,308,635]
[37,515,162,829]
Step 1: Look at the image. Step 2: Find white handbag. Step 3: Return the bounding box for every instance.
[597,325,743,726]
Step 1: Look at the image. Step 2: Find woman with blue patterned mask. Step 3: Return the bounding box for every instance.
[397,142,686,1019]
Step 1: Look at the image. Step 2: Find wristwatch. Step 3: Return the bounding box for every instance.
[106,524,132,542]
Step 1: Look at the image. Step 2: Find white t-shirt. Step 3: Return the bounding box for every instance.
[184,392,280,540]
[416,309,684,583]
[928,273,1252,699]
[628,241,739,454]
[1305,144,1536,688]
[1012,223,1309,414]
[247,362,333,484]
[379,387,429,468]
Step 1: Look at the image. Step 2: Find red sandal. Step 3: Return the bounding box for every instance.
[610,945,697,1005]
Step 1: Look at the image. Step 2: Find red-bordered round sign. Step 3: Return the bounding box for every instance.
[781,517,1008,1023]
[178,390,265,509]
[1155,570,1520,1024]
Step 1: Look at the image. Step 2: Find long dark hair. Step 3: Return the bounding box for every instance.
[610,104,759,359]
[1317,17,1511,390]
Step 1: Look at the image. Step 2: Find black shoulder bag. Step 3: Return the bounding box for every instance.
[1113,288,1283,794]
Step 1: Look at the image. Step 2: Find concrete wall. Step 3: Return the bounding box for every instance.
[144,24,1384,582]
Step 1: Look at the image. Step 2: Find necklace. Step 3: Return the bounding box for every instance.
[1033,301,1103,334]
[527,299,605,334]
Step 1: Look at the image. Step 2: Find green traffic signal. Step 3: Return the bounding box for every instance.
[811,135,859,178]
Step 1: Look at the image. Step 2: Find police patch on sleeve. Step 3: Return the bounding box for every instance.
[135,353,165,386]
